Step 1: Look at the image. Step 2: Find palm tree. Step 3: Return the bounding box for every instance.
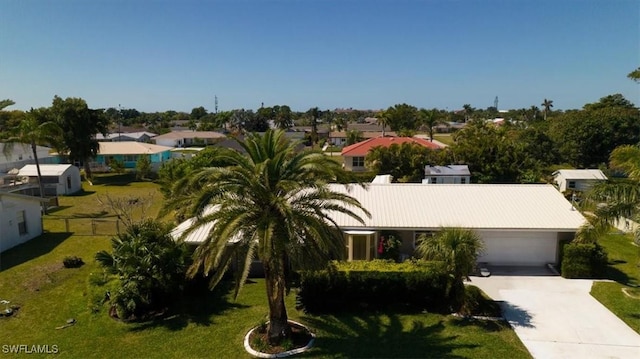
[462,104,473,122]
[419,108,445,141]
[541,99,553,121]
[416,227,484,311]
[376,110,389,136]
[164,130,368,344]
[2,108,62,214]
[96,219,188,320]
[587,144,640,244]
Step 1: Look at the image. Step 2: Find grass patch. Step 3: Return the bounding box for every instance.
[433,134,455,146]
[590,232,640,333]
[1,178,529,358]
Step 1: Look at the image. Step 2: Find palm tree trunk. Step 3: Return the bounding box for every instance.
[31,141,47,214]
[263,257,290,345]
[83,159,93,181]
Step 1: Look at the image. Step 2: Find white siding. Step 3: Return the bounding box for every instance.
[0,196,43,253]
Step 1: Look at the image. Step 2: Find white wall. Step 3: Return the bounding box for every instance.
[0,197,43,253]
[154,138,179,148]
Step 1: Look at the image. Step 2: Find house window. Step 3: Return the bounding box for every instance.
[353,157,365,167]
[460,178,466,184]
[124,155,137,162]
[568,181,576,189]
[67,176,71,189]
[431,177,437,184]
[17,210,27,235]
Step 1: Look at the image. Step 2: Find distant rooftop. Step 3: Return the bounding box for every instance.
[425,165,470,176]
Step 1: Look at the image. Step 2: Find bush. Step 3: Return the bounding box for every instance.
[298,260,448,313]
[63,256,84,268]
[378,231,402,262]
[561,242,608,279]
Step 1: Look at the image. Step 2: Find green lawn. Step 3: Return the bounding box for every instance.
[590,232,640,333]
[0,176,529,358]
[433,134,455,146]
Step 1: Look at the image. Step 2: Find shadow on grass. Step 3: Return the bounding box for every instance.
[128,279,249,332]
[70,211,115,219]
[447,317,510,332]
[67,190,97,197]
[499,301,534,328]
[45,205,73,214]
[299,314,475,358]
[0,232,72,272]
[91,173,136,186]
[604,266,632,285]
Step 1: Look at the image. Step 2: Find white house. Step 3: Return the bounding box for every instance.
[0,192,46,253]
[328,184,586,265]
[0,143,54,173]
[553,169,607,192]
[95,131,156,143]
[171,183,586,266]
[152,131,226,148]
[18,164,82,196]
[422,165,471,184]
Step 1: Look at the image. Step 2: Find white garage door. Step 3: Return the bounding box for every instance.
[478,231,558,265]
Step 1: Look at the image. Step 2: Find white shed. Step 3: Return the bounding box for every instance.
[0,192,46,253]
[19,164,82,196]
[553,169,607,192]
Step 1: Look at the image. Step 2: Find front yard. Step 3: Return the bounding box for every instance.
[591,232,640,333]
[0,177,529,358]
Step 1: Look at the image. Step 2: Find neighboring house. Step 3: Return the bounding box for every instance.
[0,142,55,173]
[95,131,156,143]
[172,183,585,266]
[552,169,607,192]
[328,184,586,265]
[328,131,398,147]
[341,137,442,172]
[422,165,471,184]
[152,131,226,148]
[0,192,47,253]
[18,164,82,196]
[93,142,173,171]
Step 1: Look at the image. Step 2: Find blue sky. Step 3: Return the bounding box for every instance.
[1,0,638,113]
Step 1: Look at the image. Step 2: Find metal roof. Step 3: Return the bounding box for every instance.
[425,165,470,176]
[19,164,76,177]
[152,131,226,140]
[327,183,586,231]
[552,169,607,181]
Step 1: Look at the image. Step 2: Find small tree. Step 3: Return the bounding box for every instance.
[135,155,152,180]
[416,227,484,312]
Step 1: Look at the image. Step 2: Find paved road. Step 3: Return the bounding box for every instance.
[471,267,640,359]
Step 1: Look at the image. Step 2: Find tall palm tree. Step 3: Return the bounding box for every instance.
[587,144,640,244]
[2,108,62,214]
[462,104,473,122]
[164,130,368,344]
[416,227,484,311]
[376,110,389,136]
[541,99,553,121]
[419,108,445,142]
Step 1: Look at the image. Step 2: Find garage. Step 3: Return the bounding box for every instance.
[478,231,558,265]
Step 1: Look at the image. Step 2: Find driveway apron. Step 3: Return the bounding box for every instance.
[471,267,640,359]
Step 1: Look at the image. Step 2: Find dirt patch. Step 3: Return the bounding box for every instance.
[22,263,65,292]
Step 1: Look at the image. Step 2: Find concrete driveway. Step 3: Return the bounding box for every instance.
[471,267,640,359]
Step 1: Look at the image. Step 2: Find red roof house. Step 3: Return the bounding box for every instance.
[341,137,442,171]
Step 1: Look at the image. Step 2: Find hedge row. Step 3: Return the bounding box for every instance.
[561,242,608,279]
[297,260,449,313]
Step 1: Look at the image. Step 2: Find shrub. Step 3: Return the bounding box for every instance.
[298,260,448,313]
[561,242,608,279]
[95,219,189,320]
[378,231,402,262]
[63,256,84,268]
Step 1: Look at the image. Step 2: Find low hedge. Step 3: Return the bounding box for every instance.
[561,242,608,279]
[297,260,448,313]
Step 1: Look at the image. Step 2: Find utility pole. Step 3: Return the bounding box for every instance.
[214,95,218,114]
